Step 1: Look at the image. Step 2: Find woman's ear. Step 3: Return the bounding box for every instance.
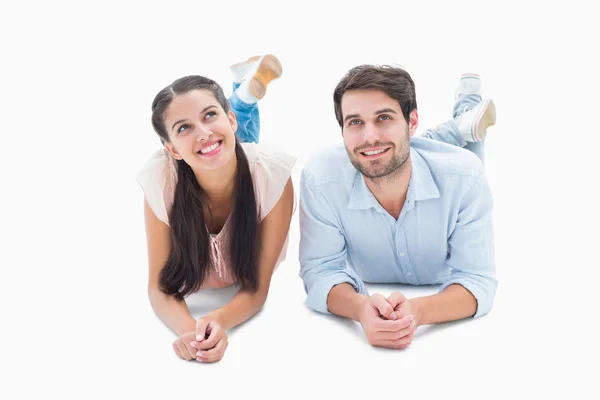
[228,110,238,133]
[164,142,183,160]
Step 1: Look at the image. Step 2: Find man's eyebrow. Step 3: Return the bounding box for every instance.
[344,114,360,123]
[344,108,399,124]
[375,108,398,114]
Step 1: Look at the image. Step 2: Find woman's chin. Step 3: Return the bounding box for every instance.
[189,150,235,172]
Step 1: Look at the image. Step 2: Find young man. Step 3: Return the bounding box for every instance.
[299,65,497,349]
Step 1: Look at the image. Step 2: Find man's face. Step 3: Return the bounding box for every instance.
[340,89,418,179]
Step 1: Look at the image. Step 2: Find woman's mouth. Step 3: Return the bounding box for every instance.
[197,141,223,157]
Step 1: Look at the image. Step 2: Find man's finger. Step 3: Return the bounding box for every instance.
[386,292,407,309]
[373,319,415,341]
[372,314,413,332]
[372,333,415,349]
[371,294,397,320]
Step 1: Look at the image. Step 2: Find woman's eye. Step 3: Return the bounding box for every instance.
[205,111,217,120]
[178,124,191,133]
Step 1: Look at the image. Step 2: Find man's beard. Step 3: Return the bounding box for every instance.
[347,128,410,181]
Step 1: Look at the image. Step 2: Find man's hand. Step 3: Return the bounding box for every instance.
[357,293,416,349]
[386,292,419,349]
[190,316,228,363]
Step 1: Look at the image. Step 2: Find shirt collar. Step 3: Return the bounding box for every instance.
[409,147,440,202]
[348,147,439,211]
[348,171,379,210]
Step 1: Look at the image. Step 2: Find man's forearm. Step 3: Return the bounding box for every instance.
[327,283,367,321]
[412,284,477,326]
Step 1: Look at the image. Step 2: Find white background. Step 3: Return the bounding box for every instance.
[2,0,599,398]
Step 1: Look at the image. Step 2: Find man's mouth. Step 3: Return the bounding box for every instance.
[358,147,390,158]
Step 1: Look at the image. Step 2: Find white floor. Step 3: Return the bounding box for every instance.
[2,1,599,399]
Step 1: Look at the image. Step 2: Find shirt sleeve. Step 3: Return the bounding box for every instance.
[299,169,368,314]
[135,149,177,226]
[252,144,297,222]
[438,175,498,317]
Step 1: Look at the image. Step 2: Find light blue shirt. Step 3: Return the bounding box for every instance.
[299,137,497,318]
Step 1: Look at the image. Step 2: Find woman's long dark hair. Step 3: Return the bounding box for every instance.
[150,76,259,300]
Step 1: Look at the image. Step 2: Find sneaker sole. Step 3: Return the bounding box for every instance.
[473,99,496,142]
[460,73,480,80]
[230,55,261,69]
[248,54,282,99]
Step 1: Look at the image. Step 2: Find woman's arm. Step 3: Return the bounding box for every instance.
[144,199,196,336]
[205,177,294,331]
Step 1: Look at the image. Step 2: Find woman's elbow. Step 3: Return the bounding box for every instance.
[147,286,166,305]
[253,285,270,308]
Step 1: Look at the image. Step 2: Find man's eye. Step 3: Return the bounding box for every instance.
[349,120,361,125]
[379,115,391,121]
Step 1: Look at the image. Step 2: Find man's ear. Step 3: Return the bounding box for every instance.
[408,109,419,137]
[164,142,182,160]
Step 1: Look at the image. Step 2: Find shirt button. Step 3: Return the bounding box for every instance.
[407,272,412,276]
[400,252,405,256]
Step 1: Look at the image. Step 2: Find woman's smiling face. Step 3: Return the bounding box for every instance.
[163,89,238,171]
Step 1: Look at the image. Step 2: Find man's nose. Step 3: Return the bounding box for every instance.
[362,122,381,142]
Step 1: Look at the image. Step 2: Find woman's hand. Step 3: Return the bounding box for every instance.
[172,331,199,361]
[191,316,229,363]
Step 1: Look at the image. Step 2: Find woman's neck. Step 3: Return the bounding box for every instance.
[193,154,238,208]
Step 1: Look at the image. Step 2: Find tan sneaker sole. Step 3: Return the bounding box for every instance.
[473,99,496,141]
[248,54,282,99]
[230,55,261,69]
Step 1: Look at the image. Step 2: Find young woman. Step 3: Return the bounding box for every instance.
[137,55,295,363]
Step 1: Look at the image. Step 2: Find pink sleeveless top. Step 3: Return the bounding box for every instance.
[136,143,296,290]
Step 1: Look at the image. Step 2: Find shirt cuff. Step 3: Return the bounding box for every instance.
[438,276,497,318]
[306,271,368,315]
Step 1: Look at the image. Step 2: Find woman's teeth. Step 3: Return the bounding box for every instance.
[199,141,221,154]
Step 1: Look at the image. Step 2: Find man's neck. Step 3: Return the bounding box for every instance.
[364,155,412,220]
